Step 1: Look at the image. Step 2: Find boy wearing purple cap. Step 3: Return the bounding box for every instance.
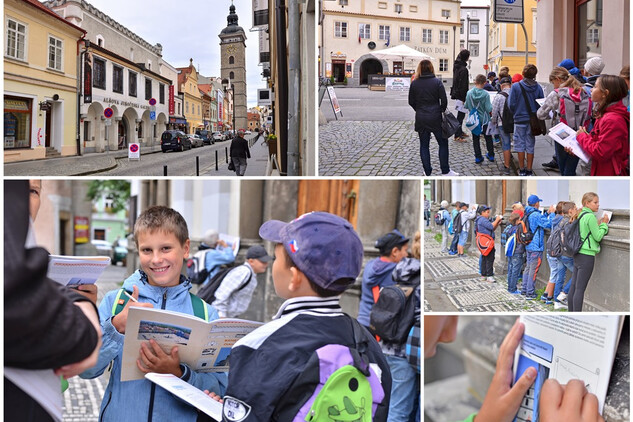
[521,195,555,299]
[220,212,392,421]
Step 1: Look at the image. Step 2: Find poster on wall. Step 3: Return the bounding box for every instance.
[84,51,93,103]
[326,62,332,78]
[74,217,90,244]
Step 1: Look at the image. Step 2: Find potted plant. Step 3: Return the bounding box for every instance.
[266,134,277,157]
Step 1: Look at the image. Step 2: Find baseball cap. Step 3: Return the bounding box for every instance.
[512,73,524,84]
[259,212,363,292]
[500,76,512,85]
[246,245,273,262]
[202,229,219,246]
[527,194,544,205]
[375,230,410,255]
[480,205,491,211]
[487,71,496,78]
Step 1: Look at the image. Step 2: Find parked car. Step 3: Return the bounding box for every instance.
[91,240,114,260]
[196,130,214,145]
[212,132,224,142]
[161,130,191,152]
[188,134,204,148]
[112,239,128,266]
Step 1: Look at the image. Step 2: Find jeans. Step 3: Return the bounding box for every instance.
[522,251,542,296]
[507,253,525,292]
[569,253,595,312]
[554,255,574,301]
[418,129,449,175]
[441,225,448,250]
[554,141,580,176]
[499,128,512,151]
[425,210,431,226]
[513,123,536,154]
[546,255,561,284]
[232,157,247,176]
[449,232,459,253]
[472,124,494,159]
[386,355,419,422]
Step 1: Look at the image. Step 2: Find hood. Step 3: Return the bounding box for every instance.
[470,87,489,101]
[364,258,397,287]
[391,257,420,285]
[521,78,539,90]
[419,72,436,79]
[605,101,629,119]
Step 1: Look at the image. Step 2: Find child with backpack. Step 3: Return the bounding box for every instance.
[491,76,514,175]
[542,202,566,304]
[222,212,392,420]
[80,206,228,422]
[568,193,609,312]
[475,206,503,282]
[504,213,525,294]
[457,203,478,258]
[189,229,236,286]
[465,74,495,164]
[537,67,592,176]
[448,201,462,255]
[520,195,555,300]
[574,75,630,176]
[552,202,578,310]
[437,200,451,252]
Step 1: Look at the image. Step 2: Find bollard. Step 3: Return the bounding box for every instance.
[163,165,167,176]
[196,156,199,176]
[215,150,218,171]
[225,147,228,163]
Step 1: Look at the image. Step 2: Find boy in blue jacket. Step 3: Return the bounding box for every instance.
[81,206,227,421]
[521,195,555,300]
[465,74,494,164]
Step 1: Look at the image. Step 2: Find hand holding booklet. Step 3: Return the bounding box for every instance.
[547,122,591,163]
[47,255,111,286]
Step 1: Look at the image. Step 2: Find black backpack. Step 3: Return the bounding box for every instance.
[499,92,514,134]
[186,250,210,285]
[195,264,253,304]
[517,210,538,245]
[561,212,592,257]
[369,284,417,344]
[546,219,566,258]
[453,211,465,234]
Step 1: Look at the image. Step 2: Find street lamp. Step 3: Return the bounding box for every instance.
[222,78,236,138]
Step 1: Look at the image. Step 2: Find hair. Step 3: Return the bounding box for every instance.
[499,66,510,79]
[522,64,538,80]
[549,66,570,84]
[594,75,629,118]
[277,244,342,297]
[440,200,449,208]
[512,202,524,211]
[415,59,434,79]
[454,201,461,208]
[134,206,189,246]
[474,74,487,85]
[457,49,470,62]
[560,71,584,93]
[561,201,576,215]
[411,231,421,260]
[619,65,630,81]
[509,213,520,225]
[581,192,599,207]
[379,241,408,257]
[555,201,566,215]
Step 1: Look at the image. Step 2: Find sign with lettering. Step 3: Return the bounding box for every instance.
[169,85,175,115]
[128,143,140,160]
[386,77,411,92]
[494,0,524,24]
[84,51,92,103]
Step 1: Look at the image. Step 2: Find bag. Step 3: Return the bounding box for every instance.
[499,92,515,134]
[448,215,454,235]
[186,250,210,285]
[519,83,547,136]
[517,210,538,245]
[441,110,460,138]
[112,288,208,321]
[561,212,592,257]
[559,88,591,130]
[465,108,482,135]
[434,210,446,226]
[475,232,495,256]
[546,219,566,258]
[228,160,235,171]
[504,232,517,257]
[369,284,417,344]
[453,211,465,234]
[273,318,386,421]
[500,224,515,248]
[196,264,252,304]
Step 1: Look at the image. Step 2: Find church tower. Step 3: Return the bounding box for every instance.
[219,1,247,131]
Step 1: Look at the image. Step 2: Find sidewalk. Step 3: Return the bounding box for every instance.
[423,229,554,312]
[201,136,276,177]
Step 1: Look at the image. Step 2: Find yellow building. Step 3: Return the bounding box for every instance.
[4,0,85,162]
[177,59,202,134]
[488,0,537,77]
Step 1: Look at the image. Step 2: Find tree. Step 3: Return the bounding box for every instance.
[86,180,130,214]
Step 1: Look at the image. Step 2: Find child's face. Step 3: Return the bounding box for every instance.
[137,230,190,287]
[481,209,491,218]
[424,316,458,358]
[393,243,410,263]
[585,196,600,212]
[591,80,607,104]
[272,244,294,299]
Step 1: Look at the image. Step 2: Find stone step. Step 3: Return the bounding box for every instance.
[45,147,61,158]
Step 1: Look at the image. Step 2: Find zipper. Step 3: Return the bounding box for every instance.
[99,391,112,421]
[147,291,168,422]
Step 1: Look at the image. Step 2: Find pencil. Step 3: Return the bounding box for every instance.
[123,290,138,303]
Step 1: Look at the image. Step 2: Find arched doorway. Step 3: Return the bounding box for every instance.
[117,118,128,150]
[360,59,383,85]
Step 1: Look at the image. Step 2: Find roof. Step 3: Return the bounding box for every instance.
[21,0,86,34]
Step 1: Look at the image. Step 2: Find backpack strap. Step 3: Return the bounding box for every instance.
[111,288,209,322]
[576,211,593,250]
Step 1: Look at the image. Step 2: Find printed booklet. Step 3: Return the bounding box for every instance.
[513,315,624,422]
[47,255,111,286]
[219,233,240,257]
[121,307,262,381]
[145,373,223,420]
[547,122,591,163]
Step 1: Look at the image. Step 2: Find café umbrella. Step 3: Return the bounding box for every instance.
[371,44,435,70]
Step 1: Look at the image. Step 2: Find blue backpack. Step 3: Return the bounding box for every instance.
[502,225,518,257]
[465,108,482,135]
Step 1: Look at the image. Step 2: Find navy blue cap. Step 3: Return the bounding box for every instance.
[528,194,544,205]
[259,212,363,291]
[375,230,410,255]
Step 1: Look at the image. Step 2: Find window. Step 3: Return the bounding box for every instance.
[129,70,137,97]
[339,0,348,5]
[112,65,123,93]
[460,20,464,35]
[359,23,370,39]
[177,103,181,115]
[469,42,479,57]
[138,122,143,138]
[422,29,432,43]
[96,34,104,47]
[400,27,410,42]
[145,78,152,100]
[4,96,32,149]
[334,21,347,38]
[93,57,106,89]
[409,5,417,13]
[587,28,599,44]
[186,101,189,113]
[48,36,63,71]
[441,9,451,18]
[159,84,165,104]
[440,30,449,44]
[470,21,479,34]
[395,4,402,14]
[460,41,465,50]
[439,59,448,72]
[379,25,390,41]
[6,18,27,60]
[472,10,478,17]
[229,71,234,80]
[229,56,234,64]
[83,121,91,142]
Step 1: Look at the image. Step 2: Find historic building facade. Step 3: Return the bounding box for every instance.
[177,60,203,134]
[459,1,490,81]
[219,4,247,131]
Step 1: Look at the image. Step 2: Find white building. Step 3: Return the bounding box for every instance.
[459,0,491,81]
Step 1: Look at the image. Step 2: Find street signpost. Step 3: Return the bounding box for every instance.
[104,107,113,153]
[493,0,524,24]
[128,142,140,161]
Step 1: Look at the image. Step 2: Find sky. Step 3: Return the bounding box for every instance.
[83,0,265,106]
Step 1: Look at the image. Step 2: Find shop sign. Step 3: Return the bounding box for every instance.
[253,0,268,27]
[494,0,524,24]
[74,216,90,244]
[331,52,347,59]
[84,51,93,103]
[4,99,29,111]
[169,85,175,115]
[386,77,411,92]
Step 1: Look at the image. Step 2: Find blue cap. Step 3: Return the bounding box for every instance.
[481,205,491,211]
[528,195,544,205]
[375,230,410,255]
[259,212,363,292]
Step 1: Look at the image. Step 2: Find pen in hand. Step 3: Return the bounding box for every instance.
[123,290,138,303]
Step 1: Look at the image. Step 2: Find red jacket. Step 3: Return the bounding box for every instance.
[576,101,630,176]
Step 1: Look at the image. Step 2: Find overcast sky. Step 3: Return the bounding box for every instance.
[83,0,265,106]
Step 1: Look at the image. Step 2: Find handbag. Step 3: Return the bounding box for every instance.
[228,160,235,171]
[519,83,547,136]
[441,110,460,138]
[476,232,495,256]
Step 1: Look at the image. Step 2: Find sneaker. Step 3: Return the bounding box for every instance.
[557,292,567,302]
[544,297,554,305]
[559,297,568,306]
[518,168,527,176]
[524,170,534,176]
[542,158,559,171]
[486,153,495,162]
[554,301,568,310]
[442,169,460,176]
[526,294,537,300]
[520,291,527,296]
[441,248,449,253]
[487,276,496,283]
[540,293,549,302]
[502,166,511,176]
[448,250,458,255]
[509,290,522,294]
[475,157,484,164]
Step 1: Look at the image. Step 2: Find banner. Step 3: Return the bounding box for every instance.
[169,85,175,115]
[84,51,93,104]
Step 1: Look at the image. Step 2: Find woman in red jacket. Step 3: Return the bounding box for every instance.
[574,75,629,176]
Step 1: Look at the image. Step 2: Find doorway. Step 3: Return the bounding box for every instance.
[117,119,128,150]
[332,60,346,83]
[360,59,383,85]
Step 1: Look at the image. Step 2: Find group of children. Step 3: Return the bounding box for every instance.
[437,192,609,311]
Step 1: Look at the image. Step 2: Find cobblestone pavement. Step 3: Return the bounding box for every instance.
[423,230,554,312]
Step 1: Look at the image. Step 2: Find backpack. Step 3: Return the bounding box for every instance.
[475,232,495,256]
[500,224,515,248]
[434,210,446,226]
[272,317,386,421]
[559,88,591,130]
[369,284,417,344]
[499,92,514,134]
[504,230,517,257]
[465,108,482,135]
[561,212,592,257]
[453,211,465,234]
[546,219,566,258]
[516,210,538,245]
[186,250,210,285]
[448,214,455,235]
[195,264,253,304]
[111,288,208,321]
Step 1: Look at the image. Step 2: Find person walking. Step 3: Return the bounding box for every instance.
[408,59,458,176]
[450,49,471,142]
[229,129,251,176]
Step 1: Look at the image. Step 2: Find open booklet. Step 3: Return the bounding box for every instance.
[47,255,111,286]
[513,315,624,422]
[145,373,223,421]
[596,209,613,223]
[219,234,240,257]
[121,307,262,381]
[547,122,591,163]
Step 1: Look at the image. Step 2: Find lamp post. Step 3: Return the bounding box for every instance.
[221,78,236,138]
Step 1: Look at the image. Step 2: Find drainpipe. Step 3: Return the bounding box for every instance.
[76,34,86,156]
[275,0,288,174]
[287,0,300,175]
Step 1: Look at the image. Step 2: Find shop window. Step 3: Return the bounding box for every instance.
[400,27,410,42]
[440,30,449,44]
[145,78,152,100]
[379,25,390,41]
[93,57,106,89]
[129,70,137,97]
[334,21,347,38]
[359,23,371,39]
[159,84,165,104]
[48,35,63,71]
[4,97,31,149]
[6,18,27,60]
[94,229,106,241]
[422,29,432,43]
[113,65,123,93]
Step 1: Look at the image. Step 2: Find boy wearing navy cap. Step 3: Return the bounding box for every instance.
[220,212,392,421]
[521,195,555,299]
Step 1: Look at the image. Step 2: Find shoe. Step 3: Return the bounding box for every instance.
[544,297,554,305]
[509,290,522,294]
[557,292,567,302]
[518,168,527,176]
[487,276,496,283]
[441,248,449,253]
[520,291,527,296]
[559,298,568,306]
[502,166,511,176]
[554,301,568,310]
[475,157,484,164]
[540,294,549,302]
[524,170,534,176]
[526,294,537,300]
[448,251,458,255]
[486,153,495,162]
[442,169,460,176]
[542,158,559,171]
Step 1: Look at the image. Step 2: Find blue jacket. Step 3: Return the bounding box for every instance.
[508,79,544,124]
[524,206,554,252]
[357,258,397,327]
[81,270,228,422]
[202,245,235,285]
[441,208,450,227]
[475,215,496,239]
[409,73,448,133]
[464,87,493,126]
